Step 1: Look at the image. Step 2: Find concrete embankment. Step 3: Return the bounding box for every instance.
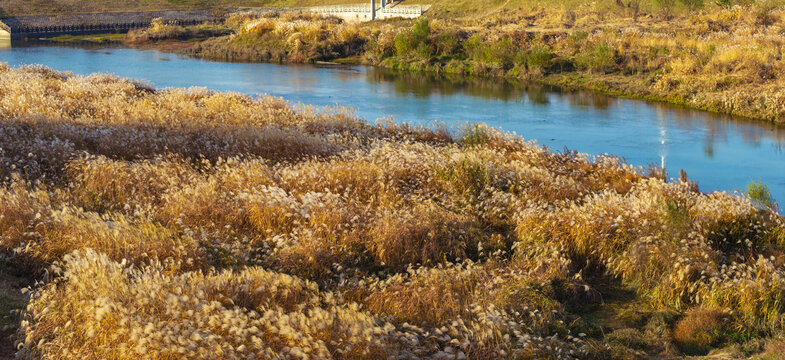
[0,21,10,40]
[3,10,220,39]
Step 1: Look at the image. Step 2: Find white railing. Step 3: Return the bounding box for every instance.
[311,6,372,13]
[309,4,427,15]
[381,6,425,15]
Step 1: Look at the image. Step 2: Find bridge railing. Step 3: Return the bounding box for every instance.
[380,6,426,15]
[309,4,427,15]
[310,5,372,13]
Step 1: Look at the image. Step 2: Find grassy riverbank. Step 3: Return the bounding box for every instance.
[2,63,785,359]
[115,1,785,123]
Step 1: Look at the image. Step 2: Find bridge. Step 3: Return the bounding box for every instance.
[2,10,220,39]
[309,2,429,22]
[0,4,427,40]
[0,21,9,40]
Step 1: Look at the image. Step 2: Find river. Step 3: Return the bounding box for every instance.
[2,42,784,204]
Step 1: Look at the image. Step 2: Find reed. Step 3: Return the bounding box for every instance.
[2,64,784,358]
[136,1,785,123]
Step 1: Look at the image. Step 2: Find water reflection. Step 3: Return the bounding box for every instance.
[0,38,10,50]
[8,39,124,50]
[363,66,785,199]
[366,67,785,156]
[566,91,612,110]
[1,43,784,201]
[366,69,532,102]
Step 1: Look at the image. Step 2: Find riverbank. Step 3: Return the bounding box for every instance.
[2,63,785,359]
[110,4,785,124]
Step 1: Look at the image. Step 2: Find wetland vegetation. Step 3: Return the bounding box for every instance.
[0,63,784,359]
[3,0,785,359]
[116,1,785,123]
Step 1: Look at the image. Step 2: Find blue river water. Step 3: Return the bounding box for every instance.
[2,43,784,204]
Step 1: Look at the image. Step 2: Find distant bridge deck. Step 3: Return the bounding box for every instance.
[237,4,429,22]
[309,4,429,22]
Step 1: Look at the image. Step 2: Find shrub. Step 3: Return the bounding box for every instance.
[680,0,705,10]
[527,45,553,70]
[715,0,732,7]
[464,34,486,61]
[673,308,729,355]
[394,31,414,56]
[126,18,187,43]
[415,41,434,58]
[655,0,677,17]
[394,18,432,58]
[747,178,775,211]
[436,32,461,56]
[460,123,492,147]
[575,41,617,73]
[411,17,431,45]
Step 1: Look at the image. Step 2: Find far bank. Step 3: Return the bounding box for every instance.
[15,2,785,124]
[122,4,785,124]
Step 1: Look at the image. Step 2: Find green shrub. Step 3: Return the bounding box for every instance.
[394,19,432,58]
[527,45,553,70]
[460,123,491,147]
[715,0,732,7]
[465,37,520,68]
[411,18,431,44]
[464,34,485,60]
[489,38,517,68]
[575,42,616,73]
[415,41,434,58]
[680,0,705,10]
[394,32,414,57]
[747,178,775,211]
[435,158,493,198]
[436,32,461,56]
[570,30,589,42]
[655,0,676,16]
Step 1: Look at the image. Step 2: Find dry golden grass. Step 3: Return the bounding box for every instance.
[672,307,729,355]
[151,2,785,122]
[1,64,785,358]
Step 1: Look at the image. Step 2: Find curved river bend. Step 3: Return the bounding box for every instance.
[2,43,784,203]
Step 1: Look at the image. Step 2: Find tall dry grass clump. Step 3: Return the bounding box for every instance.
[1,64,785,358]
[188,11,371,63]
[126,18,231,44]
